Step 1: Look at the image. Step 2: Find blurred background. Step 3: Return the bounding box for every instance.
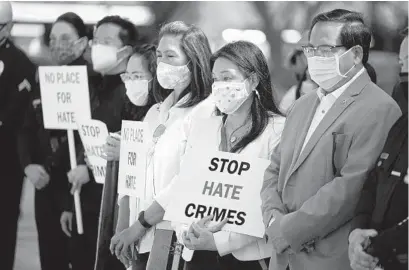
[12,2,408,270]
[11,1,408,101]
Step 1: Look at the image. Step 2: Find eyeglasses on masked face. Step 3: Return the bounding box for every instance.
[302,45,345,57]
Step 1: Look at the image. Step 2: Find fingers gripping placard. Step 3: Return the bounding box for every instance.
[38,66,91,130]
[77,119,109,184]
[164,150,270,238]
[118,121,152,199]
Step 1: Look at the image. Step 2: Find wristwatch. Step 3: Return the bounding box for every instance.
[138,211,152,229]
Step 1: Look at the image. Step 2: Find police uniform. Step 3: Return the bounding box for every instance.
[351,74,408,270]
[0,39,37,270]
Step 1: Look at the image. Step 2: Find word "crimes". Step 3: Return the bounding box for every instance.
[44,71,81,84]
[209,158,250,175]
[123,127,144,143]
[185,204,246,226]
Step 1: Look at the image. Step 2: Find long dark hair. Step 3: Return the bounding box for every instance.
[211,41,283,153]
[153,21,212,107]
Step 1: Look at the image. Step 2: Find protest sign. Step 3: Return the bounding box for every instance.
[77,119,109,184]
[164,150,270,238]
[38,66,91,130]
[118,120,152,198]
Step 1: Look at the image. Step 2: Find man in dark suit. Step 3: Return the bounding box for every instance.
[348,27,408,270]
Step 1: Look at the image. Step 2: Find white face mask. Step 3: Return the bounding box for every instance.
[156,62,191,89]
[92,44,124,74]
[211,80,251,114]
[125,79,150,106]
[307,48,355,90]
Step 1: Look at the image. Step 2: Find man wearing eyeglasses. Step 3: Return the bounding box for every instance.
[0,2,38,270]
[261,9,402,270]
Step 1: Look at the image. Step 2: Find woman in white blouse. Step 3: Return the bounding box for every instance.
[117,40,286,269]
[107,21,214,269]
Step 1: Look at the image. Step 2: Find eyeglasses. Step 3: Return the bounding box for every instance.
[120,72,151,82]
[302,45,345,57]
[0,23,8,32]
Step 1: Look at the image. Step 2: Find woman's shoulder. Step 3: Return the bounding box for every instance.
[188,97,217,119]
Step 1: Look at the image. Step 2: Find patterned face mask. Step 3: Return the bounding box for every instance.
[156,62,191,89]
[50,39,83,65]
[211,79,251,114]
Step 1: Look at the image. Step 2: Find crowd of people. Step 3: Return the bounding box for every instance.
[0,1,407,270]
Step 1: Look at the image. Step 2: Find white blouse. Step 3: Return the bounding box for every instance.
[127,93,216,254]
[155,113,286,262]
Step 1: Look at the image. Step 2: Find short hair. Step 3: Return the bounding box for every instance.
[55,12,87,38]
[310,9,371,64]
[96,16,139,46]
[153,21,213,107]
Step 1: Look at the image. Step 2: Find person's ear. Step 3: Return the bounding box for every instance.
[118,45,133,59]
[78,37,88,52]
[351,45,364,65]
[249,73,259,90]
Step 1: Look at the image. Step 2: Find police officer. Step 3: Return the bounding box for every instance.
[0,2,37,270]
[348,28,408,270]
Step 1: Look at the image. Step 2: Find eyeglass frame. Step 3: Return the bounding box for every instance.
[0,22,9,32]
[302,45,345,57]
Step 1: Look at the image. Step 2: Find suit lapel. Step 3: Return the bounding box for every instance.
[287,94,320,179]
[286,71,371,181]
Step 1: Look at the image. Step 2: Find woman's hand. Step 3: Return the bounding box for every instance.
[103,134,121,161]
[60,211,73,237]
[182,215,227,251]
[67,165,90,194]
[110,222,147,261]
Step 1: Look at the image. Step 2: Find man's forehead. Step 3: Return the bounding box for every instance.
[95,23,122,38]
[310,21,344,45]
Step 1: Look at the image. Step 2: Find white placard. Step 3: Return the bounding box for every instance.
[118,120,152,198]
[164,150,270,238]
[77,119,109,184]
[38,66,91,130]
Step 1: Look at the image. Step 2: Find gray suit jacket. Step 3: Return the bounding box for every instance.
[261,71,402,270]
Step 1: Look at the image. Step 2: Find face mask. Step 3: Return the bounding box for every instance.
[50,39,83,65]
[211,80,251,114]
[125,79,150,106]
[156,62,191,89]
[307,48,355,90]
[92,44,125,74]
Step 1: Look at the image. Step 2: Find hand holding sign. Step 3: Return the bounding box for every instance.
[103,133,121,161]
[68,165,90,194]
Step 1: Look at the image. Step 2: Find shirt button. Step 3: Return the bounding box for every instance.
[322,110,325,114]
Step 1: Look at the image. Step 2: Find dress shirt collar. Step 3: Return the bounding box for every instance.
[317,67,365,101]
